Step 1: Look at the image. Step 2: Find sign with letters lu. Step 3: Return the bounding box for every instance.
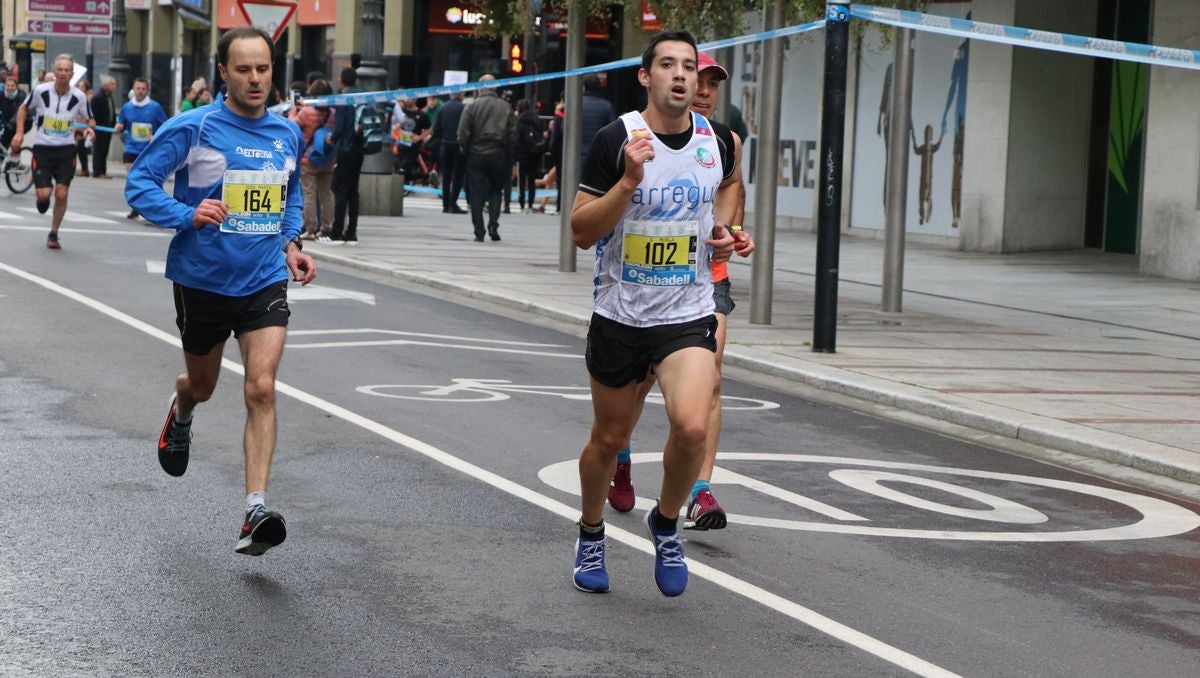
[26,0,112,17]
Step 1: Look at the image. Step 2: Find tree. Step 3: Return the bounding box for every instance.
[647,1,930,42]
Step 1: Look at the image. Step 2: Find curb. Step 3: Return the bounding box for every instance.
[311,249,1200,487]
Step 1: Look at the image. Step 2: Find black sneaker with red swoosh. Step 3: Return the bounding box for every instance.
[235,506,287,556]
[157,394,191,477]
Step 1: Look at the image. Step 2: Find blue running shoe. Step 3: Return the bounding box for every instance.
[645,507,688,597]
[573,536,610,593]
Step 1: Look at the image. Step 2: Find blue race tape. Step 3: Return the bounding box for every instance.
[72,122,117,133]
[851,4,1200,71]
[302,19,827,108]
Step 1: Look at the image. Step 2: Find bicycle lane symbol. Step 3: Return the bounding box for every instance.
[356,379,781,410]
[537,453,1200,542]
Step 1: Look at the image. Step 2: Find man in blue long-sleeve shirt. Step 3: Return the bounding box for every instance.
[125,26,317,557]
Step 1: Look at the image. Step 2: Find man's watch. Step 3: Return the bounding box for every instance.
[730,223,744,233]
[284,236,302,252]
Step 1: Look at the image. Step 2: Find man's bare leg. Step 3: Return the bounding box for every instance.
[50,183,69,235]
[237,325,286,495]
[579,377,642,526]
[175,342,224,419]
[652,346,719,519]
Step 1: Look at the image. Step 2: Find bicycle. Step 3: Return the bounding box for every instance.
[0,135,34,194]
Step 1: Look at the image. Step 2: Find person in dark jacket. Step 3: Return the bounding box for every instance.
[330,67,363,244]
[90,75,117,178]
[514,99,543,214]
[0,76,27,151]
[432,91,467,213]
[458,75,516,241]
[579,73,615,167]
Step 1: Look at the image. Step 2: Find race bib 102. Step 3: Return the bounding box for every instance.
[621,219,699,287]
[220,170,287,235]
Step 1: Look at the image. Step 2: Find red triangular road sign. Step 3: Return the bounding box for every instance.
[237,0,297,43]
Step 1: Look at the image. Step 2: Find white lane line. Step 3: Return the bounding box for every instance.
[287,285,376,305]
[0,259,961,678]
[287,338,579,358]
[0,224,169,237]
[288,328,570,348]
[146,259,165,274]
[16,207,117,224]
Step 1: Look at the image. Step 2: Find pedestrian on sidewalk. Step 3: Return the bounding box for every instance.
[608,50,756,532]
[289,79,337,241]
[515,98,544,214]
[568,31,738,597]
[116,76,168,220]
[74,79,92,177]
[432,90,467,213]
[330,67,362,245]
[90,75,117,178]
[125,25,316,557]
[11,53,95,250]
[458,74,516,242]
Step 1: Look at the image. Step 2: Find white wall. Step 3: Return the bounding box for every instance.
[1001,0,1096,252]
[1141,0,1200,280]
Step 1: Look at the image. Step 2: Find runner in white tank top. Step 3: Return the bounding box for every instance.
[567,31,740,598]
[11,53,96,249]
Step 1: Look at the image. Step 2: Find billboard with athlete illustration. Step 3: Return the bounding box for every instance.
[850,2,974,237]
[732,1,973,233]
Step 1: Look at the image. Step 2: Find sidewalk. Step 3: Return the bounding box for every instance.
[303,194,1200,486]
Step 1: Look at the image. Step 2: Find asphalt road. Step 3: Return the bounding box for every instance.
[1,182,1198,677]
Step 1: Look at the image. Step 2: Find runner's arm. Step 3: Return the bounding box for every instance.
[11,102,28,148]
[280,127,304,243]
[730,132,754,257]
[124,118,204,230]
[571,126,635,249]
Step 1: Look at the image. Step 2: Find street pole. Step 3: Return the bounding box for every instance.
[358,0,391,174]
[109,0,130,108]
[558,2,584,273]
[882,27,914,313]
[812,0,850,352]
[749,1,786,325]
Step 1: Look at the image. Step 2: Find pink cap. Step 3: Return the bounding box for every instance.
[696,50,729,81]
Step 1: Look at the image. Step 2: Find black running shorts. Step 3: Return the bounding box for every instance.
[585,313,717,388]
[32,145,76,189]
[122,152,139,164]
[173,281,290,355]
[712,279,736,316]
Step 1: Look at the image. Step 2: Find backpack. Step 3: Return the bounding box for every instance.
[355,104,385,155]
[307,126,335,167]
[519,117,545,157]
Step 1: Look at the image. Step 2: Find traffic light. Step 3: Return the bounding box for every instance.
[510,44,524,74]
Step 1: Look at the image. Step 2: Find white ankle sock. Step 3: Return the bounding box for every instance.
[246,491,266,512]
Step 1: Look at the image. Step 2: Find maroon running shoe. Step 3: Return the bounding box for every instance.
[684,488,727,531]
[608,462,636,513]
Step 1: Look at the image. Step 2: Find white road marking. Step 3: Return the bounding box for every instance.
[0,223,168,237]
[288,328,569,348]
[537,453,1200,542]
[16,206,117,224]
[287,285,376,305]
[146,259,165,274]
[291,339,578,358]
[0,258,963,678]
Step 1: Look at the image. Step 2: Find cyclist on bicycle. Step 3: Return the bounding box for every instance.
[0,76,27,155]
